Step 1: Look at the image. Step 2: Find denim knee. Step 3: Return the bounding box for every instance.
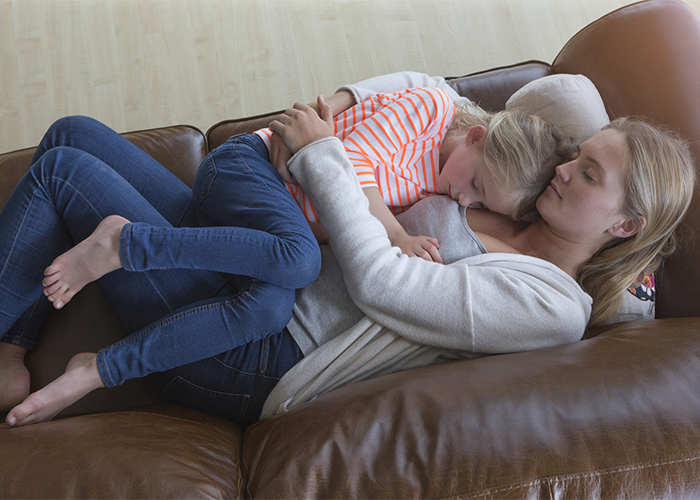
[40,115,93,146]
[259,284,297,334]
[45,115,98,136]
[30,146,80,178]
[293,237,322,289]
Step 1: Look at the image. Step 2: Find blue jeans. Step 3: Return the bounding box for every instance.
[0,116,317,424]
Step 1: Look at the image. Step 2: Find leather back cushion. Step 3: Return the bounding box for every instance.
[122,125,208,187]
[0,125,207,208]
[205,61,552,152]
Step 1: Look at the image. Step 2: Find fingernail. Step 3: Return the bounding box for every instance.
[8,416,16,427]
[55,301,63,309]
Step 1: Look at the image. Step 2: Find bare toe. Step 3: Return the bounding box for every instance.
[6,353,103,427]
[43,281,64,297]
[42,215,128,309]
[0,344,31,412]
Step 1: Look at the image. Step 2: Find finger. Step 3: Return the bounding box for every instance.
[417,250,434,262]
[268,119,283,135]
[282,106,300,117]
[292,101,310,111]
[427,245,443,264]
[426,237,440,248]
[317,95,333,123]
[420,239,442,263]
[280,166,297,184]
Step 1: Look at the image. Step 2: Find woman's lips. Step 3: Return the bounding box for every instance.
[547,182,561,199]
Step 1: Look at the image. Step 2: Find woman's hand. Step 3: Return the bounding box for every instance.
[269,95,334,155]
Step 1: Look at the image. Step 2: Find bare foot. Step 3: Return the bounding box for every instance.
[6,352,104,427]
[0,343,30,412]
[43,215,128,309]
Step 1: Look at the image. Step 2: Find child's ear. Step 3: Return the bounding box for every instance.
[465,125,488,146]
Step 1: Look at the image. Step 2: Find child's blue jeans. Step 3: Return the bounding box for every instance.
[0,116,319,423]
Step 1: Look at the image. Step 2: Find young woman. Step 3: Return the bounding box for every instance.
[1,94,695,427]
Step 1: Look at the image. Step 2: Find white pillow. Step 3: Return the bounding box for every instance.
[505,74,610,144]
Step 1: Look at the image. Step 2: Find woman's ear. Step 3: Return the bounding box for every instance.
[608,216,646,239]
[465,125,488,146]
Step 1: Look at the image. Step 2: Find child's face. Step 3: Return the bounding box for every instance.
[437,128,514,216]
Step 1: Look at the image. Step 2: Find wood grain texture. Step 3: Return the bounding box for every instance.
[2,0,698,153]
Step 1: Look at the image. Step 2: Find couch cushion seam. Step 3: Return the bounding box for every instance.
[74,410,241,443]
[449,452,700,499]
[547,451,700,484]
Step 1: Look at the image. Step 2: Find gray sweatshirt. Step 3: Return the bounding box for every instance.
[261,138,591,419]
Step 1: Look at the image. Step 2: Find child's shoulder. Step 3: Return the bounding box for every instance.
[370,86,452,107]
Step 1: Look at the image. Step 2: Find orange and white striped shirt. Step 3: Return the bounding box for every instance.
[255,87,455,223]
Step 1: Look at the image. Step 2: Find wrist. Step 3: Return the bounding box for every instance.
[386,225,408,242]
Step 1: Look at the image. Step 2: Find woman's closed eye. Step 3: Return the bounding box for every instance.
[582,168,597,182]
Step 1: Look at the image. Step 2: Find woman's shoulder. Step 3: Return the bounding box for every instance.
[465,207,525,235]
[465,208,528,251]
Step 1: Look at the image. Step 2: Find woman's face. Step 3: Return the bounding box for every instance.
[536,128,634,245]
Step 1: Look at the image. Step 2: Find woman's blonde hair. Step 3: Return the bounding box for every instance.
[450,106,576,221]
[577,117,697,327]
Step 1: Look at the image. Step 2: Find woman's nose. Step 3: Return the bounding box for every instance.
[555,161,572,182]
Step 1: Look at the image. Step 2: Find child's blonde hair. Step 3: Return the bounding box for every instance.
[577,117,696,327]
[450,106,576,221]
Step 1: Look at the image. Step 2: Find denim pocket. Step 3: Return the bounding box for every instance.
[159,375,250,423]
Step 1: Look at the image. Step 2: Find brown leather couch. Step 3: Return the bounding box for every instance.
[2,0,700,497]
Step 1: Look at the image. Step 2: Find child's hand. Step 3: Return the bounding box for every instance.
[391,233,442,263]
[269,95,334,154]
[270,131,296,184]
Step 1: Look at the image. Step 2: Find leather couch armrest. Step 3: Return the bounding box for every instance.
[553,0,700,318]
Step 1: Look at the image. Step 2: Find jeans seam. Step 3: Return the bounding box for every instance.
[163,375,251,401]
[13,299,40,342]
[161,375,250,423]
[105,279,260,351]
[228,136,306,254]
[211,355,280,381]
[0,190,41,291]
[1,335,37,350]
[47,175,105,220]
[121,223,133,271]
[195,156,217,206]
[259,337,270,375]
[98,350,115,387]
[0,188,54,349]
[142,270,174,311]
